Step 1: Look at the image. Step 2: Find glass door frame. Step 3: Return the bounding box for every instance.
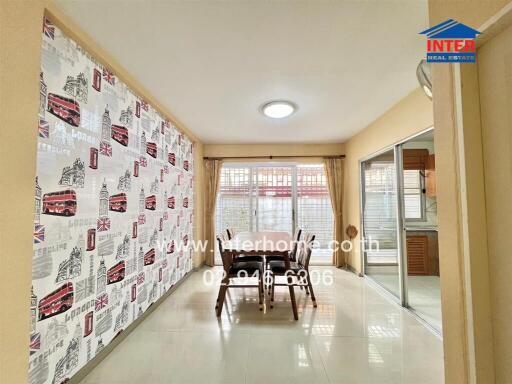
[359,127,434,309]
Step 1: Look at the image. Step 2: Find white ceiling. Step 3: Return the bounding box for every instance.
[56,0,429,144]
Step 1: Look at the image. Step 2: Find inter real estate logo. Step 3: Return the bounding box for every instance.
[420,19,481,63]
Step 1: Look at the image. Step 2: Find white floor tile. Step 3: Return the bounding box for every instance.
[79,267,444,384]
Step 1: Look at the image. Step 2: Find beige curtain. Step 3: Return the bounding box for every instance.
[323,158,345,267]
[204,159,223,266]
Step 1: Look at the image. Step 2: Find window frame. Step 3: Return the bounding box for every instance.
[214,162,334,265]
[402,169,427,222]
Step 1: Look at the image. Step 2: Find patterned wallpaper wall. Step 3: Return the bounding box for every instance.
[30,18,194,384]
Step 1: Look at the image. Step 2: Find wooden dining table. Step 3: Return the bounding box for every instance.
[223,231,298,320]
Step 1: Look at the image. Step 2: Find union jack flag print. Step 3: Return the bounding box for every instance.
[38,119,50,139]
[102,68,115,85]
[34,224,45,244]
[100,141,112,157]
[30,333,41,354]
[95,293,109,311]
[97,217,111,232]
[43,18,54,39]
[32,19,195,382]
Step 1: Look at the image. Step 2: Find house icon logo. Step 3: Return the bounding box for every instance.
[420,19,481,63]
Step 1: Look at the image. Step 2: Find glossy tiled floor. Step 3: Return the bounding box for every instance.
[407,276,442,331]
[80,267,444,384]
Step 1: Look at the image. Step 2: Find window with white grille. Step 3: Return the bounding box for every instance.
[403,170,424,220]
[362,161,398,264]
[296,165,334,263]
[214,163,334,265]
[215,167,252,234]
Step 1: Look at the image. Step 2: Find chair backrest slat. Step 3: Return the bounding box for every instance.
[293,227,302,242]
[216,236,232,270]
[226,228,237,240]
[289,227,303,261]
[297,233,315,268]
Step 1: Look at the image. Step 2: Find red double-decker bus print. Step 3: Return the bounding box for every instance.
[107,261,125,284]
[144,248,155,266]
[111,124,129,146]
[109,193,127,212]
[47,93,80,127]
[38,282,73,321]
[145,195,156,210]
[42,189,77,216]
[146,142,157,158]
[168,196,175,209]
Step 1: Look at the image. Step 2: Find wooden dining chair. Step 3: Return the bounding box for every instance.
[265,227,302,265]
[215,236,265,316]
[264,227,302,294]
[268,233,317,309]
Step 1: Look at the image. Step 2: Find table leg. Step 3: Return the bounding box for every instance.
[216,272,229,316]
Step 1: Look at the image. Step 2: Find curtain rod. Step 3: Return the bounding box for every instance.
[203,155,345,160]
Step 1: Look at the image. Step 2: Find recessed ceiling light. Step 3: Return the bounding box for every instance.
[261,100,296,119]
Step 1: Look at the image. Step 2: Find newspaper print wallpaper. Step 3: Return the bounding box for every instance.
[30,18,194,384]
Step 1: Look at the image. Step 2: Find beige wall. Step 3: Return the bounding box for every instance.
[342,88,433,272]
[428,1,511,383]
[204,143,344,159]
[0,2,205,383]
[429,0,510,28]
[0,2,45,383]
[479,22,512,382]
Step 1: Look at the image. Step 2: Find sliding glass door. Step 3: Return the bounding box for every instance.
[361,149,401,299]
[215,163,334,265]
[255,166,294,232]
[360,128,442,333]
[296,165,334,264]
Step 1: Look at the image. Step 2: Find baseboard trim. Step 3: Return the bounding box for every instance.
[69,268,197,384]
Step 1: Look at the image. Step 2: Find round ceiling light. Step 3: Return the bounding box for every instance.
[261,100,296,119]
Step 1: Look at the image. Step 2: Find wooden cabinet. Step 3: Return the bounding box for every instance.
[406,231,439,276]
[407,235,428,275]
[425,154,436,197]
[403,149,429,170]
